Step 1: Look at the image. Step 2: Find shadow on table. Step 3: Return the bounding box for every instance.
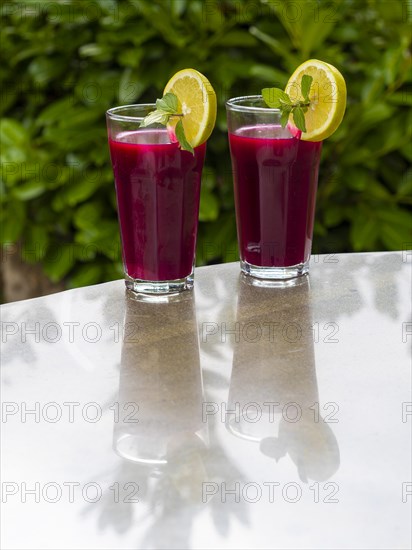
[81,290,248,548]
[309,251,407,321]
[226,275,340,483]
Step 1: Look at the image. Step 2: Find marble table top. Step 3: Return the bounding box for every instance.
[1,252,411,549]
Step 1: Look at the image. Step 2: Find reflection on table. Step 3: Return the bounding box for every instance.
[227,275,340,482]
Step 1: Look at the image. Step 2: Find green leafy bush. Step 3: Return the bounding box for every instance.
[1,0,411,288]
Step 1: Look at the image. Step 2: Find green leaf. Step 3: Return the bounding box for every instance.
[68,264,103,288]
[58,108,102,130]
[0,119,29,148]
[218,30,257,47]
[249,26,298,68]
[28,57,64,85]
[53,174,102,209]
[201,167,216,191]
[118,68,139,104]
[249,64,287,84]
[301,74,313,101]
[74,202,104,230]
[139,110,170,128]
[104,262,124,282]
[265,0,346,58]
[400,144,412,162]
[136,2,187,47]
[387,92,412,107]
[262,88,291,108]
[398,169,412,197]
[358,103,395,131]
[0,200,26,244]
[37,98,74,126]
[367,181,392,201]
[79,44,109,59]
[175,120,194,154]
[199,188,219,222]
[280,110,290,128]
[279,101,292,112]
[344,167,371,192]
[22,225,49,262]
[118,49,143,69]
[292,107,306,133]
[324,205,347,228]
[377,208,412,230]
[43,244,76,282]
[350,216,379,251]
[12,181,46,201]
[156,92,178,114]
[380,224,411,250]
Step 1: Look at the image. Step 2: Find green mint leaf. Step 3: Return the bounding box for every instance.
[139,110,170,128]
[156,92,178,114]
[262,79,311,133]
[262,87,291,108]
[280,109,290,128]
[140,92,180,128]
[279,100,292,112]
[292,106,306,132]
[301,74,313,102]
[175,119,194,154]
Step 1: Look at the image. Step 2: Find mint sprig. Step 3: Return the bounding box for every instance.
[139,92,194,154]
[262,74,313,133]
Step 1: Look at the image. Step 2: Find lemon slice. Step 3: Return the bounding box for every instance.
[163,68,217,148]
[285,59,346,142]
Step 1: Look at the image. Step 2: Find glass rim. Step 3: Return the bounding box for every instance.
[225,95,281,114]
[106,104,156,122]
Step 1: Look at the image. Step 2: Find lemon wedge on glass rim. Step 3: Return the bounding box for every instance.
[285,59,347,142]
[164,68,217,148]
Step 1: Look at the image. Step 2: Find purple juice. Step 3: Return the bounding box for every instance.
[229,125,322,268]
[109,129,206,281]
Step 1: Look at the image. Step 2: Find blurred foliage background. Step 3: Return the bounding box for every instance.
[1,0,411,296]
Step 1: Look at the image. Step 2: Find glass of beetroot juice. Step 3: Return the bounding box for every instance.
[226,96,322,281]
[106,105,206,295]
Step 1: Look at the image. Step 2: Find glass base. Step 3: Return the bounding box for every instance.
[114,433,168,466]
[240,259,309,280]
[125,269,194,297]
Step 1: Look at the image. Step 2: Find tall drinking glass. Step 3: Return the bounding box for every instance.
[226,96,322,280]
[106,105,206,295]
